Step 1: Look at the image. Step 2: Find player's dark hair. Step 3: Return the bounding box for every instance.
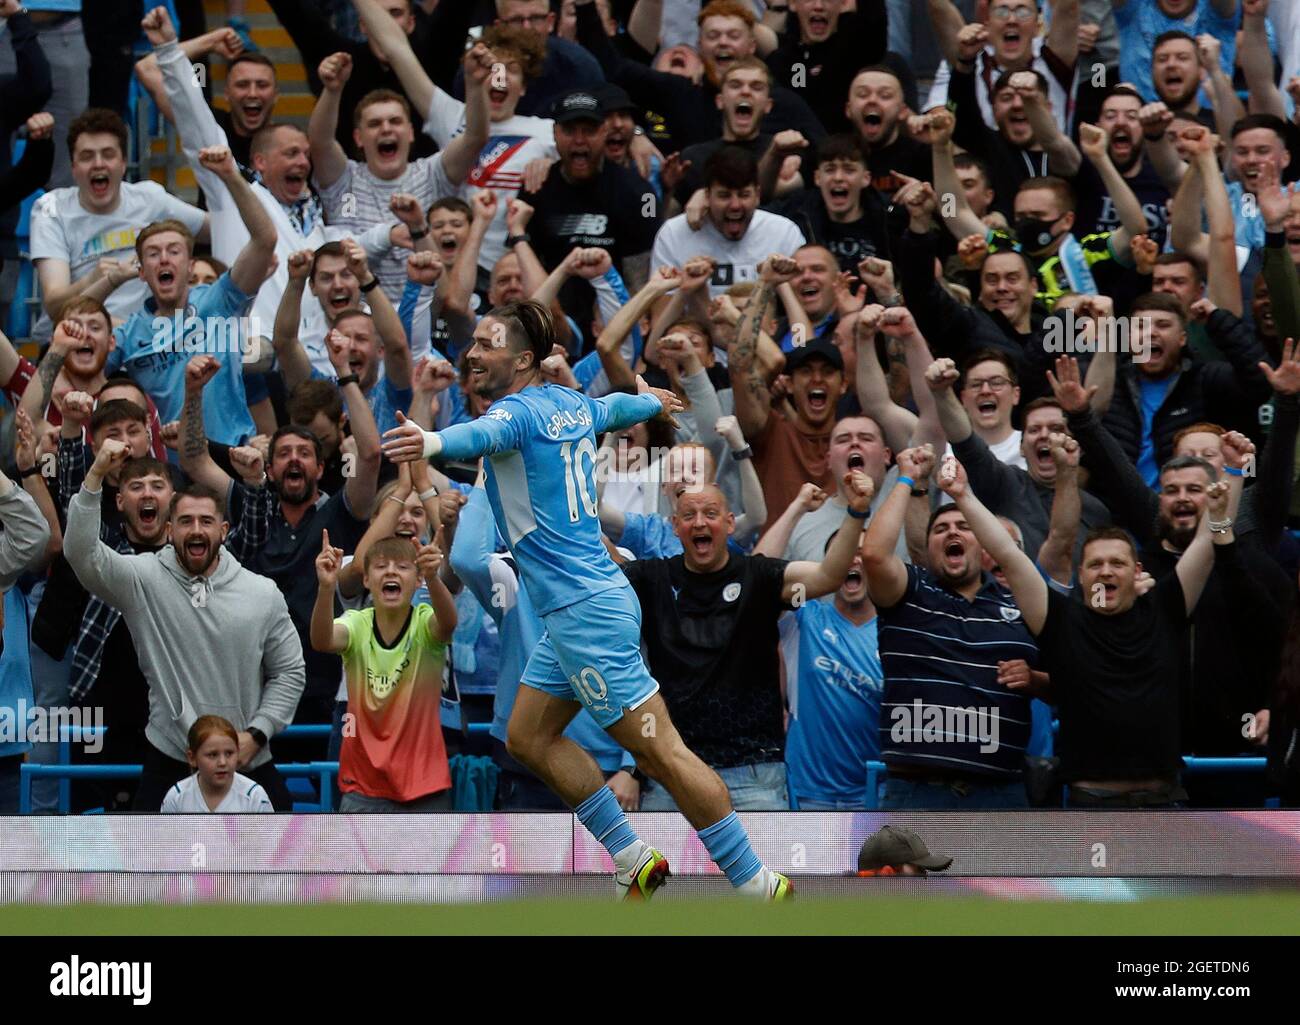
[1159,454,1217,483]
[991,68,1049,98]
[926,504,969,537]
[703,145,760,191]
[270,424,324,464]
[90,399,147,437]
[953,152,992,187]
[489,298,556,372]
[1131,290,1188,327]
[228,51,277,77]
[1021,395,1065,420]
[430,196,472,219]
[353,88,412,130]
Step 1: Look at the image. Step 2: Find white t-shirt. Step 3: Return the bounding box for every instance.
[650,211,807,298]
[423,91,557,272]
[160,772,273,813]
[319,156,456,303]
[29,181,206,333]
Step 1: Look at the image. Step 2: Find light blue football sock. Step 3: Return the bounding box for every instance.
[698,811,762,887]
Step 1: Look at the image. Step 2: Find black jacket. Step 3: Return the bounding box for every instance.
[1099,309,1272,469]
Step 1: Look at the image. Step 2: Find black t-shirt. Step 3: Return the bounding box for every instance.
[865,133,933,197]
[622,553,790,769]
[517,161,660,340]
[770,187,897,270]
[239,488,368,704]
[1037,578,1189,782]
[1074,156,1172,249]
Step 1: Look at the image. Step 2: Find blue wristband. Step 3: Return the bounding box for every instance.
[1224,466,1245,477]
[896,475,916,490]
[848,507,870,520]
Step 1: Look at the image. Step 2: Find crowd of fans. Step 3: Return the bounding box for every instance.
[1,0,1299,815]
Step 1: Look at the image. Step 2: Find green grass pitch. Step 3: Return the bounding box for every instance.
[3,894,1300,935]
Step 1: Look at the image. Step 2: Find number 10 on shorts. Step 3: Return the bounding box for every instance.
[570,666,609,706]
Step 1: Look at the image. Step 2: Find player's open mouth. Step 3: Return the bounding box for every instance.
[185,538,209,560]
[847,451,865,470]
[380,579,402,598]
[377,139,400,159]
[976,399,998,417]
[89,172,112,198]
[862,111,883,129]
[1101,583,1117,601]
[1148,341,1165,362]
[806,388,829,413]
[844,567,863,588]
[809,15,829,34]
[690,532,713,557]
[349,357,365,375]
[73,342,96,361]
[799,283,821,301]
[439,236,459,256]
[137,502,159,529]
[828,185,850,202]
[713,48,734,67]
[157,269,176,287]
[242,99,264,121]
[734,101,753,121]
[283,463,306,485]
[329,289,351,310]
[490,88,509,104]
[1162,72,1184,92]
[284,172,307,191]
[1003,27,1022,47]
[1035,442,1053,463]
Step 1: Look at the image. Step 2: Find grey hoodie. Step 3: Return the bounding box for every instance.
[0,480,50,590]
[65,486,305,766]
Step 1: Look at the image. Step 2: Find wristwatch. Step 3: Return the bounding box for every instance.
[408,225,429,241]
[336,373,360,388]
[359,276,381,293]
[504,233,531,248]
[247,727,268,749]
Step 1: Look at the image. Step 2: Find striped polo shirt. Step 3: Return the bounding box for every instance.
[877,566,1038,779]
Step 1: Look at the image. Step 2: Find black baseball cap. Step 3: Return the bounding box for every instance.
[784,337,844,374]
[552,90,604,124]
[857,825,953,872]
[594,83,637,114]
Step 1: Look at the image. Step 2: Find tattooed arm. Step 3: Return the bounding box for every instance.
[178,355,237,494]
[19,318,79,427]
[729,255,798,442]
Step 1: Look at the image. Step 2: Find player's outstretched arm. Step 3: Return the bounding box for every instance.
[382,404,524,463]
[937,454,1048,633]
[418,528,459,644]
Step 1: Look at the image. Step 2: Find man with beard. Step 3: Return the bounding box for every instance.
[135,33,279,174]
[12,301,118,431]
[781,527,884,810]
[927,0,1081,134]
[930,359,1112,560]
[845,66,932,198]
[1146,31,1222,132]
[937,432,1245,808]
[861,444,1039,809]
[1075,86,1173,246]
[516,90,661,327]
[178,355,382,728]
[30,108,208,336]
[771,135,895,272]
[573,0,825,152]
[309,44,494,303]
[624,474,875,812]
[1092,293,1271,483]
[731,256,842,533]
[65,444,305,811]
[650,149,805,309]
[1114,0,1243,106]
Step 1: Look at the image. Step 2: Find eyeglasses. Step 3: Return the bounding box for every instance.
[990,5,1037,22]
[964,376,1012,391]
[501,13,550,28]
